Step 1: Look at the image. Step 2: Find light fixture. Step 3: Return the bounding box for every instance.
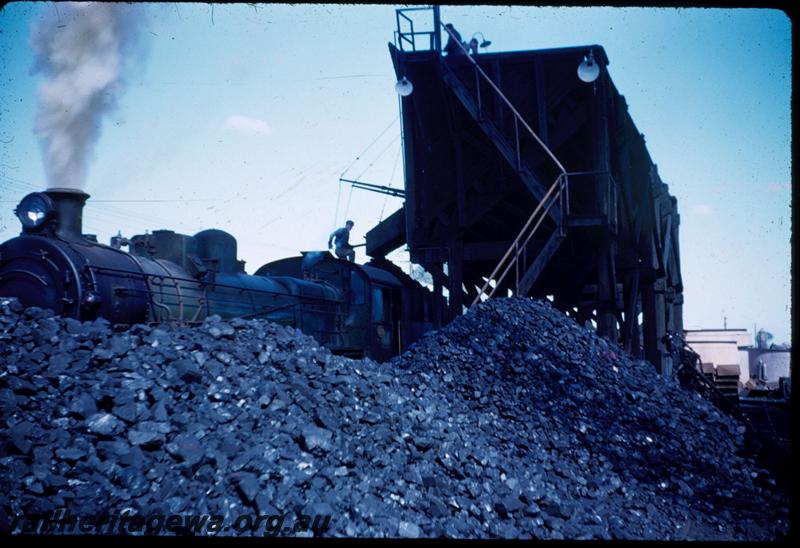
[472,32,492,49]
[15,192,54,230]
[577,49,600,83]
[395,76,413,97]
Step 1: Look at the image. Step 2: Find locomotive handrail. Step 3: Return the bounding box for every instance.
[190,286,208,322]
[89,264,345,306]
[144,258,186,321]
[112,286,346,323]
[150,298,172,319]
[239,301,301,320]
[111,285,345,315]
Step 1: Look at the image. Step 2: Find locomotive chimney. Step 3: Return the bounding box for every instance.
[43,187,90,240]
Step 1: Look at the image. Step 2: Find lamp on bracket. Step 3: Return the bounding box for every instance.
[395,76,414,97]
[471,32,492,49]
[577,49,600,83]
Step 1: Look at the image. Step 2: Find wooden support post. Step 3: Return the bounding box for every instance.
[590,59,618,344]
[596,240,619,343]
[621,268,641,357]
[663,287,676,377]
[422,257,449,329]
[393,48,418,248]
[534,57,549,147]
[592,64,610,219]
[642,278,669,374]
[432,5,441,54]
[576,306,595,327]
[673,292,684,334]
[463,268,481,305]
[630,301,641,358]
[400,287,412,352]
[517,229,564,296]
[453,135,467,230]
[653,281,667,371]
[432,268,443,329]
[448,240,464,320]
[641,280,660,372]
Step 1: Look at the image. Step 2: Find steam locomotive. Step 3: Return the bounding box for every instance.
[0,188,434,361]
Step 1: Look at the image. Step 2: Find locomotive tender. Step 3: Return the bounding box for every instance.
[0,188,434,361]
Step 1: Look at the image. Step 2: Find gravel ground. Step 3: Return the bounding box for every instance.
[0,296,790,538]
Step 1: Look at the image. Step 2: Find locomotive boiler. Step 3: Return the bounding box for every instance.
[0,188,433,360]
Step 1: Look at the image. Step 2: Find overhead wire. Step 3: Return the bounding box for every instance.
[335,114,399,227]
[379,142,403,223]
[0,173,212,237]
[351,134,400,183]
[338,115,399,180]
[342,133,400,223]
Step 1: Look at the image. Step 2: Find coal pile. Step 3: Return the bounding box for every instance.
[0,296,790,539]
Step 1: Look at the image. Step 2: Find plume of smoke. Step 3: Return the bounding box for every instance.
[30,2,146,189]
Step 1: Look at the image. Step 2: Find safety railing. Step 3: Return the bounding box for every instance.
[469,169,622,305]
[561,171,618,232]
[395,6,440,53]
[470,174,566,306]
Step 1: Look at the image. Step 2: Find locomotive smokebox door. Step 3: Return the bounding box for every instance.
[0,237,83,317]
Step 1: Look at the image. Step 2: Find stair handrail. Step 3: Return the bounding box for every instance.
[471,174,564,306]
[440,22,566,175]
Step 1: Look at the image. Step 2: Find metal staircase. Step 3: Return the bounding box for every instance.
[436,23,568,305]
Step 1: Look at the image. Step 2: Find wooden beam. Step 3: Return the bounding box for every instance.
[462,240,514,261]
[424,260,447,329]
[460,130,499,166]
[442,78,468,230]
[517,230,564,296]
[365,206,406,258]
[492,60,504,133]
[566,215,606,227]
[659,213,673,274]
[572,254,598,291]
[448,239,464,320]
[575,305,595,326]
[463,268,483,304]
[550,99,590,146]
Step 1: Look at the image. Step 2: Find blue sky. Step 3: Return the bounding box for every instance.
[0,3,792,343]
